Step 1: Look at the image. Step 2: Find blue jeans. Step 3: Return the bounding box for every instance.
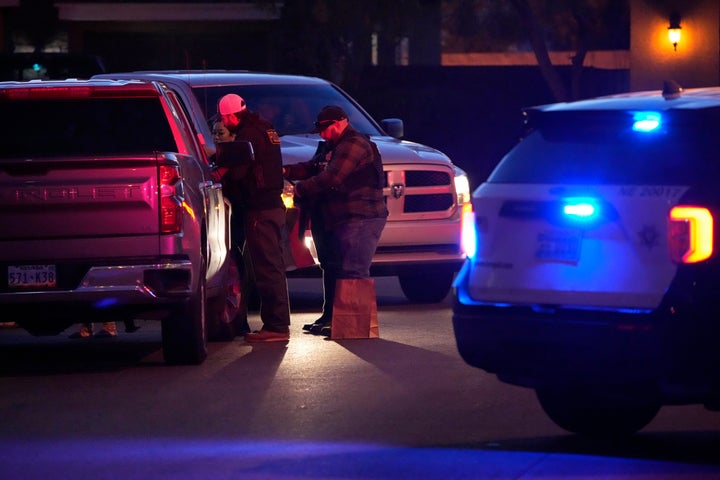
[330,217,387,279]
[313,217,385,321]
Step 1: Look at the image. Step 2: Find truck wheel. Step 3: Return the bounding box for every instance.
[161,264,208,365]
[536,387,660,437]
[207,254,242,341]
[398,268,454,303]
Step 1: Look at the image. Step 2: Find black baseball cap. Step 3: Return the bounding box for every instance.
[311,105,348,133]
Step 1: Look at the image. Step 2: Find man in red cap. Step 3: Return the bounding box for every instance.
[284,105,387,336]
[217,93,291,342]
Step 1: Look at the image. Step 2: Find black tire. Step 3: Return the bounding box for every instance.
[535,387,661,437]
[207,254,242,341]
[398,268,454,303]
[161,265,208,365]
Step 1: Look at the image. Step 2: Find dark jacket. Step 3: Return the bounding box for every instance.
[221,110,284,211]
[290,125,387,229]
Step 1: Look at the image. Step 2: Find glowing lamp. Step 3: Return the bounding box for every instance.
[668,13,681,51]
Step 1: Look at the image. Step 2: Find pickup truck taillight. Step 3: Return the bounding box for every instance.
[0,84,159,100]
[159,164,183,234]
[668,205,714,264]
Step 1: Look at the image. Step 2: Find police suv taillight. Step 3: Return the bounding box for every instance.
[668,205,714,264]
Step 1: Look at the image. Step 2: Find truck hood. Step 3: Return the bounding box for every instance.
[280,134,454,167]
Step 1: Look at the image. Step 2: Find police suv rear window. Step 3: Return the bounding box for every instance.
[489,109,720,185]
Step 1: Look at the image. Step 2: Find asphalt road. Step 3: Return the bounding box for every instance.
[1,277,720,479]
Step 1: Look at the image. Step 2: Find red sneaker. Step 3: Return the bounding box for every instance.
[244,328,289,343]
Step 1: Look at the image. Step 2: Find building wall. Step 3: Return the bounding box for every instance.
[630,0,719,91]
[56,2,441,75]
[0,0,18,51]
[442,50,630,69]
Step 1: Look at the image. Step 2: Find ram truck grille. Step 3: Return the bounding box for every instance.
[384,166,456,219]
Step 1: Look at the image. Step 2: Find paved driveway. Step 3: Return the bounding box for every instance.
[1,277,720,479]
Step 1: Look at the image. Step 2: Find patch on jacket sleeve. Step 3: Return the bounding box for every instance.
[266,129,281,144]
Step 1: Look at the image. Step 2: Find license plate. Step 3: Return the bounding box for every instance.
[8,265,57,288]
[536,231,581,262]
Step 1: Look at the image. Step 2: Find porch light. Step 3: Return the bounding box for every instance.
[668,12,681,51]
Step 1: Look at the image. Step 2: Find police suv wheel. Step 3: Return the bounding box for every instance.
[535,387,661,437]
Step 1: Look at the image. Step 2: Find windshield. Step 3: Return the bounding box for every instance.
[191,84,382,137]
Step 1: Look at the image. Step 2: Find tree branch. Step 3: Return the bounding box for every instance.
[509,0,569,102]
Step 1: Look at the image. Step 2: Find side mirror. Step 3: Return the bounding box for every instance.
[380,118,404,139]
[214,141,255,167]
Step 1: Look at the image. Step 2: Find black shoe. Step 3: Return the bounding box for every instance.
[93,328,118,339]
[124,320,140,333]
[303,317,330,332]
[309,322,331,335]
[234,315,251,336]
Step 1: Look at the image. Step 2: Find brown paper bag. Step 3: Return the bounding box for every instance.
[331,278,379,339]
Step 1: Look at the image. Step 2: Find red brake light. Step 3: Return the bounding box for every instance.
[0,84,158,100]
[668,206,713,263]
[159,165,183,234]
[2,86,92,99]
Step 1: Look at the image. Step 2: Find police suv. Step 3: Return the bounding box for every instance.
[453,84,720,436]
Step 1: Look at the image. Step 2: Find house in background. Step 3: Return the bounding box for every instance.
[0,0,717,186]
[0,1,284,72]
[0,1,717,91]
[440,0,719,93]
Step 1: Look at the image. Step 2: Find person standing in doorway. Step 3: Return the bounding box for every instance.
[208,118,252,338]
[216,94,291,343]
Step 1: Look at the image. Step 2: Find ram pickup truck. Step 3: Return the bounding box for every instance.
[0,78,239,364]
[94,70,470,303]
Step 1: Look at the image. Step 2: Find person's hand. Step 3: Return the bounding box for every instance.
[212,166,228,183]
[203,144,216,158]
[293,180,303,205]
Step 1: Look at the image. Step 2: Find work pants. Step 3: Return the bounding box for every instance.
[244,207,291,333]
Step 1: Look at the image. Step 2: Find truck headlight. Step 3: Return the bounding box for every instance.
[282,180,295,209]
[454,167,471,206]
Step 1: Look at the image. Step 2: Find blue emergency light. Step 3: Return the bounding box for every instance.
[561,197,600,223]
[632,112,662,132]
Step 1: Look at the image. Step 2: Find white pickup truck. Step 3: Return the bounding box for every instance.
[95,70,470,302]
